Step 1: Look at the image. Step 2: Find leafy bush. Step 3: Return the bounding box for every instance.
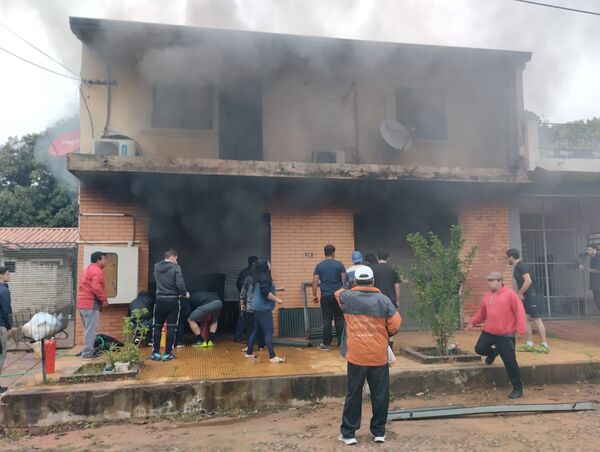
[404,224,477,356]
[102,308,149,369]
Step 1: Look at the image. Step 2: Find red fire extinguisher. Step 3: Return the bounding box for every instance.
[43,338,57,375]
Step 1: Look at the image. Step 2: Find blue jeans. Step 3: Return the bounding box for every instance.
[244,311,265,348]
[234,307,245,341]
[246,310,275,359]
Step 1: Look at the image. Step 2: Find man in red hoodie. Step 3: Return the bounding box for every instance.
[467,271,527,399]
[77,251,108,358]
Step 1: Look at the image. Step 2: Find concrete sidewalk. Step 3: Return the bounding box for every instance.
[1,319,599,388]
[1,320,600,427]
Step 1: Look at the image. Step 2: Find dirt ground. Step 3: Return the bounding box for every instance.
[1,383,599,451]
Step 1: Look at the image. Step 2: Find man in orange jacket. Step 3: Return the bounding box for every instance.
[77,252,108,358]
[335,265,401,446]
[467,271,527,399]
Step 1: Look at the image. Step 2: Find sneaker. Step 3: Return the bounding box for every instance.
[373,436,385,443]
[338,434,357,445]
[269,356,286,363]
[176,343,185,348]
[0,386,8,394]
[162,353,176,361]
[201,340,214,348]
[485,351,498,365]
[517,344,536,352]
[535,344,550,354]
[317,344,331,351]
[508,387,523,399]
[192,341,204,348]
[147,352,161,361]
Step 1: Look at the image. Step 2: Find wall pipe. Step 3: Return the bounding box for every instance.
[79,212,136,244]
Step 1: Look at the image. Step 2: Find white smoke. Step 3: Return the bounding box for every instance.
[1,0,599,143]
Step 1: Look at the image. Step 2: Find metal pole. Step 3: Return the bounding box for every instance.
[41,338,47,383]
[541,199,552,318]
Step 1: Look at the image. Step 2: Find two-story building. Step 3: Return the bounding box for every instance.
[68,17,563,341]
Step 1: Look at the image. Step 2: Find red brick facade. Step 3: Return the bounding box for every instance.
[269,206,355,334]
[76,185,150,342]
[74,186,510,343]
[458,199,511,320]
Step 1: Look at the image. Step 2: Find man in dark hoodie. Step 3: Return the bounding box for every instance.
[150,249,189,361]
[0,266,13,394]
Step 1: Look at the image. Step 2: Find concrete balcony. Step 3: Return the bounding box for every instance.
[526,119,600,174]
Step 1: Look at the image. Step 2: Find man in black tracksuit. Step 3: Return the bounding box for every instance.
[150,249,189,361]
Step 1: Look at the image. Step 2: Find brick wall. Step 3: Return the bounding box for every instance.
[458,199,511,320]
[76,185,150,342]
[270,206,355,335]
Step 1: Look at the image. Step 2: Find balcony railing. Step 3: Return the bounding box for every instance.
[539,122,600,159]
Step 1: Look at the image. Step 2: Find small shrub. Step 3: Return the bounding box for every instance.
[403,224,477,356]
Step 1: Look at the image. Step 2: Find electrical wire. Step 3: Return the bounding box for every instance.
[80,86,95,138]
[514,0,600,16]
[0,21,79,76]
[0,45,81,81]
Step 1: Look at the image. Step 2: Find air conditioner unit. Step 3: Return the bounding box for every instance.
[92,138,135,156]
[312,150,346,164]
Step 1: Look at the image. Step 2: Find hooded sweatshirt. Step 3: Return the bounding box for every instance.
[469,286,527,337]
[154,260,187,299]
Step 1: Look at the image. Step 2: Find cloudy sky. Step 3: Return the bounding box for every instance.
[1,0,599,143]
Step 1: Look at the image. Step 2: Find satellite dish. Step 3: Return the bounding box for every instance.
[380,120,413,152]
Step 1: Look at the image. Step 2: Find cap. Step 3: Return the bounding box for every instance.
[354,265,374,281]
[486,271,503,280]
[351,251,363,264]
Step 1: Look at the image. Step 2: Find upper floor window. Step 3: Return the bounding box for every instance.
[151,84,213,130]
[396,86,447,140]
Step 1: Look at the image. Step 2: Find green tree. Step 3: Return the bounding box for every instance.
[0,133,78,227]
[403,224,477,356]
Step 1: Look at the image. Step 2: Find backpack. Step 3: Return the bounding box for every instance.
[94,334,124,352]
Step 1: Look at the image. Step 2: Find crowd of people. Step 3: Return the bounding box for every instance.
[62,242,600,445]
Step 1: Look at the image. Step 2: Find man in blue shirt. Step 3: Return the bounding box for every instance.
[0,266,14,394]
[312,244,347,351]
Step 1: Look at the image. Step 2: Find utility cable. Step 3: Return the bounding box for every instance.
[0,45,81,81]
[0,21,79,76]
[514,0,600,16]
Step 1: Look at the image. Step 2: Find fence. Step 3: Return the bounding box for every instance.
[0,242,77,350]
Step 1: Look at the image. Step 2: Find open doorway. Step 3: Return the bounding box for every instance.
[354,196,456,330]
[148,196,270,336]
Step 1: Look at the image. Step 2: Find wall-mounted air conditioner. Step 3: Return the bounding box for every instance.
[92,138,135,156]
[312,150,346,164]
[82,246,139,305]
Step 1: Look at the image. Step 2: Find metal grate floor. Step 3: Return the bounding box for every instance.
[137,341,348,381]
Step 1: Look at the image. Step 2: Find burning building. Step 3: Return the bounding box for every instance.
[66,16,599,343]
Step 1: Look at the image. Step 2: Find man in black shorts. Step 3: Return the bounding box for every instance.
[506,248,549,353]
[579,244,600,313]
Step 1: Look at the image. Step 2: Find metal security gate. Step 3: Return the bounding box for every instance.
[519,196,600,318]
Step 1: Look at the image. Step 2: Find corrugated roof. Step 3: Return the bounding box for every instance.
[0,228,78,249]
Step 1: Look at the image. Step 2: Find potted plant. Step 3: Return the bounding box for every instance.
[402,224,477,359]
[102,343,119,373]
[102,308,149,373]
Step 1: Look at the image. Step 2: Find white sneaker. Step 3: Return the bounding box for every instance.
[373,436,385,443]
[338,434,357,445]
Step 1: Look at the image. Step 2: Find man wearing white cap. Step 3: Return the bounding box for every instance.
[335,265,401,445]
[467,271,527,399]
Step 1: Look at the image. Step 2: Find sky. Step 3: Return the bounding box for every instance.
[1,0,599,143]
